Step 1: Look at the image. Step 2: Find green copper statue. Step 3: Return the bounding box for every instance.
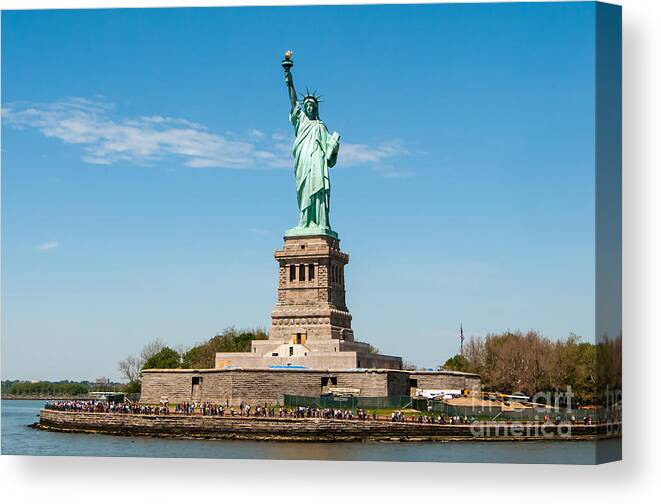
[282,51,340,238]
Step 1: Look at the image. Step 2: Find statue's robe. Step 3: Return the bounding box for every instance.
[290,102,339,229]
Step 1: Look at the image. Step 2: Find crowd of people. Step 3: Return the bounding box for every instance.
[45,400,169,415]
[287,406,373,420]
[545,414,594,425]
[44,400,602,426]
[44,400,374,421]
[391,411,473,424]
[172,402,378,421]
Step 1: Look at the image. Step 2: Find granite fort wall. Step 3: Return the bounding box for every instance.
[141,369,404,405]
[141,368,481,405]
[38,409,613,441]
[411,371,482,392]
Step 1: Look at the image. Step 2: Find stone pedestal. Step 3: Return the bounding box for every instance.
[215,234,402,370]
[269,235,354,345]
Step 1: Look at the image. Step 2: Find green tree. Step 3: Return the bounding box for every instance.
[442,354,470,372]
[142,347,181,370]
[181,327,268,369]
[123,380,142,394]
[6,381,90,396]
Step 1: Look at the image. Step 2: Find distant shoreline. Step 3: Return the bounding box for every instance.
[2,395,87,401]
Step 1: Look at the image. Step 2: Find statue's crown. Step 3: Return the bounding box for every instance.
[300,88,323,105]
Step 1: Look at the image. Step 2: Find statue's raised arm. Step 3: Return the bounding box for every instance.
[282,50,297,113]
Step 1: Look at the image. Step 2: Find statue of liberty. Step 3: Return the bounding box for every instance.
[282,51,340,238]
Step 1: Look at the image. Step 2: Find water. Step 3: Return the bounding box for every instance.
[1,400,620,463]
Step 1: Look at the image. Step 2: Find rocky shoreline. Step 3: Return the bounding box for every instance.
[35,409,621,443]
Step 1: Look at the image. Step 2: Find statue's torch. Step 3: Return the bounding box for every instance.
[282,50,294,70]
[282,50,294,84]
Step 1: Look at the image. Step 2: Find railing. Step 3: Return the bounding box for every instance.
[283,395,617,423]
[283,394,413,410]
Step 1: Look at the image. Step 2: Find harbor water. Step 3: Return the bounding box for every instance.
[1,400,620,464]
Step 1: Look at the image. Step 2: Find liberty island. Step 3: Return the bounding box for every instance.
[38,52,480,411]
[141,52,470,394]
[31,53,618,449]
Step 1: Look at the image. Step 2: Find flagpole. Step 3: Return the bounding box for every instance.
[460,323,464,356]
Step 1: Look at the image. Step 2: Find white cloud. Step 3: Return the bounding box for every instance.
[3,98,408,173]
[3,99,263,169]
[271,132,288,141]
[248,128,265,139]
[35,241,61,251]
[339,141,407,166]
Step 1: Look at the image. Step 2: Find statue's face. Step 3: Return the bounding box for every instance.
[304,100,318,119]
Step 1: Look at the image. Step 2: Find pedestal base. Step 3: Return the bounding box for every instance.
[284,225,338,239]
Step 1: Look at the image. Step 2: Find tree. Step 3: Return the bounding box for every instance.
[181,327,268,369]
[140,338,165,364]
[123,380,141,394]
[117,338,169,383]
[440,329,609,404]
[442,354,470,372]
[401,359,418,371]
[142,347,181,370]
[6,381,90,397]
[118,355,141,383]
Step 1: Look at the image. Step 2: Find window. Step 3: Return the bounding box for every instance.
[309,264,315,280]
[290,265,296,281]
[299,264,305,281]
[272,352,279,357]
[192,377,201,385]
[289,346,294,356]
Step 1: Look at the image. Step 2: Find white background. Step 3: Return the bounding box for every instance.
[1,1,658,503]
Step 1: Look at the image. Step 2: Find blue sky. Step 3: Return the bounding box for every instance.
[1,3,597,381]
